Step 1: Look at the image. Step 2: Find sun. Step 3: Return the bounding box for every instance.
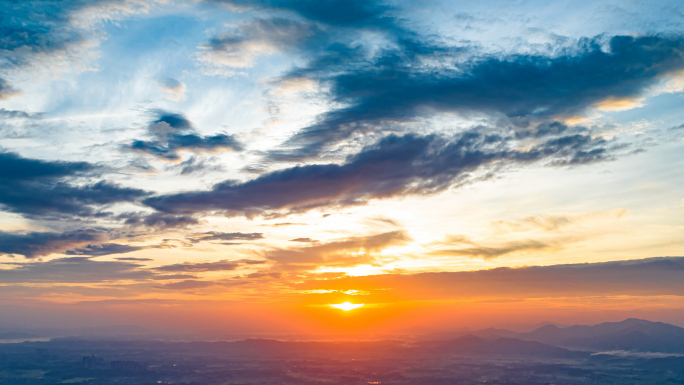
[329,302,364,311]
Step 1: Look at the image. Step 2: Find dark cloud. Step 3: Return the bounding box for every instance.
[0,256,152,283]
[295,257,684,300]
[155,259,265,272]
[65,243,146,257]
[289,238,318,243]
[145,128,620,217]
[157,77,186,100]
[115,257,153,261]
[0,1,85,56]
[159,77,184,90]
[199,17,320,69]
[0,151,92,180]
[126,111,242,161]
[0,229,108,258]
[0,151,149,219]
[247,272,282,279]
[150,274,197,280]
[0,108,43,119]
[0,78,19,100]
[0,180,149,219]
[273,35,684,159]
[0,0,77,97]
[152,279,248,291]
[153,279,216,290]
[207,0,394,29]
[187,232,264,242]
[165,156,224,175]
[203,1,684,162]
[0,0,149,98]
[0,256,198,286]
[120,212,199,230]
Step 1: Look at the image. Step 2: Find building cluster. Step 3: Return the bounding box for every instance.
[82,354,104,369]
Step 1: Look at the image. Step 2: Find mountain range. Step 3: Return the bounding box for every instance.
[419,318,684,354]
[516,318,684,353]
[3,318,684,358]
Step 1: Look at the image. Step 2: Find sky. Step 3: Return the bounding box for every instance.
[0,0,684,337]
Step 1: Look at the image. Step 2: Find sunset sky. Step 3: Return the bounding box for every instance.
[1,0,684,336]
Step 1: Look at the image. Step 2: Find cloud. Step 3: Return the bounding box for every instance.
[206,0,393,28]
[0,151,93,180]
[115,257,152,261]
[491,209,628,234]
[198,0,405,77]
[0,151,149,219]
[430,240,555,260]
[0,0,163,96]
[272,35,684,159]
[152,279,248,291]
[289,238,318,243]
[0,1,85,96]
[0,78,20,100]
[197,17,318,70]
[0,229,108,258]
[246,272,282,279]
[157,77,186,101]
[155,259,265,272]
[120,212,199,230]
[201,2,684,161]
[594,96,645,111]
[0,256,152,283]
[165,156,224,175]
[295,257,684,300]
[144,129,621,218]
[153,279,216,290]
[0,108,43,120]
[264,230,410,271]
[199,0,400,74]
[125,111,243,161]
[187,232,264,243]
[0,180,149,219]
[65,243,146,256]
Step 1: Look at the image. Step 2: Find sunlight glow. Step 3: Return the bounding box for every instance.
[329,302,364,311]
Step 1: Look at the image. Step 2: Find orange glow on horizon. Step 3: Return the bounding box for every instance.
[329,302,364,311]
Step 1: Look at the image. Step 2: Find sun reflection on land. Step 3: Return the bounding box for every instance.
[329,302,364,311]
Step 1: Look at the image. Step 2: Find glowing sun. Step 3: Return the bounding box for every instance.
[329,302,364,311]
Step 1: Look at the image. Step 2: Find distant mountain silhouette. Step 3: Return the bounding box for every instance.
[173,339,405,358]
[415,335,588,359]
[518,318,684,353]
[135,336,589,360]
[9,318,684,357]
[419,327,518,341]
